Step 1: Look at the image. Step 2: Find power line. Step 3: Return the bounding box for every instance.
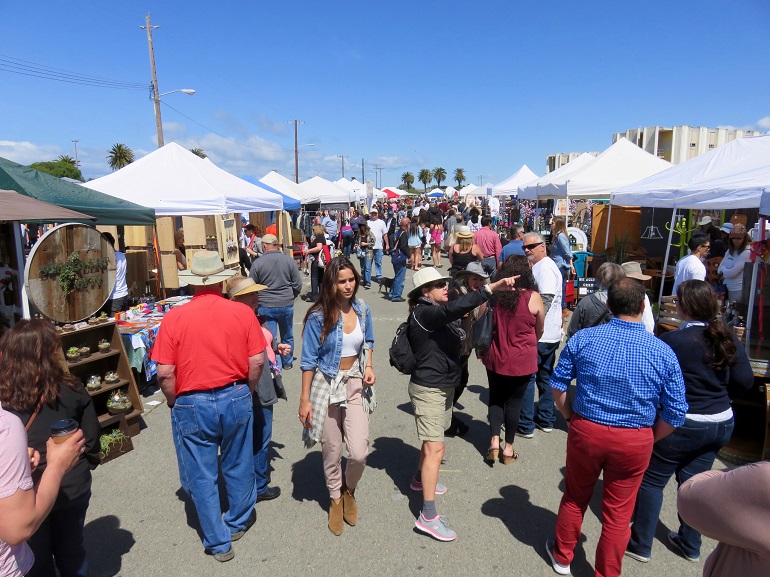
[0,53,146,90]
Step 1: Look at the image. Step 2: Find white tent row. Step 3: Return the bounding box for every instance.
[335,178,386,201]
[84,142,284,215]
[517,153,597,199]
[258,171,303,208]
[491,165,538,196]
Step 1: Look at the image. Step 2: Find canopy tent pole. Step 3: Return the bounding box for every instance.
[746,214,766,350]
[604,204,613,250]
[655,208,678,322]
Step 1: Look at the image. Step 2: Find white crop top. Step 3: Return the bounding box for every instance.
[340,317,364,357]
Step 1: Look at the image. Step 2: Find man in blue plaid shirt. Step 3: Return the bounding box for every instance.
[545,278,687,577]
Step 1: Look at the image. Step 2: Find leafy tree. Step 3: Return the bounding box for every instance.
[29,160,83,181]
[433,167,447,188]
[190,148,207,159]
[107,143,134,171]
[401,171,414,190]
[57,154,77,166]
[418,169,433,192]
[453,168,466,187]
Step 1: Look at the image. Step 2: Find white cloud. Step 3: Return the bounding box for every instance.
[757,116,770,130]
[0,141,61,165]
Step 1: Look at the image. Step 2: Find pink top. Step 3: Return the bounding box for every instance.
[474,226,503,259]
[482,290,538,376]
[0,404,35,577]
[261,326,277,366]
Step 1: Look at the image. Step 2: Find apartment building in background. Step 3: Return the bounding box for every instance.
[612,125,761,164]
[545,151,599,174]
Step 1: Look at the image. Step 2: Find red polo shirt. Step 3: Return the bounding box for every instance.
[474,226,502,259]
[152,288,266,395]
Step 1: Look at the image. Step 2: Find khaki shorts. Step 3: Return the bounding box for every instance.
[408,382,453,442]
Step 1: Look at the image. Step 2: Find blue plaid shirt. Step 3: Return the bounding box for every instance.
[551,318,687,428]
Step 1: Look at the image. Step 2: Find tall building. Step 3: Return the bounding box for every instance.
[545,151,599,174]
[613,125,761,164]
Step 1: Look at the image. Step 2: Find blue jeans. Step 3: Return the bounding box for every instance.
[560,267,570,309]
[391,261,407,300]
[481,256,497,277]
[342,230,354,257]
[27,491,90,577]
[258,305,294,369]
[373,248,384,278]
[628,417,734,559]
[517,340,559,433]
[172,383,256,554]
[359,256,372,287]
[252,397,274,497]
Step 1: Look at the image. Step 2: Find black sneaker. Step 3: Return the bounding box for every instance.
[257,486,281,502]
[668,532,699,562]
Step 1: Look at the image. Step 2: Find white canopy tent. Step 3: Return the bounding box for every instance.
[491,164,538,196]
[259,171,303,207]
[84,142,283,215]
[298,176,353,205]
[517,153,597,200]
[335,178,385,201]
[458,184,478,197]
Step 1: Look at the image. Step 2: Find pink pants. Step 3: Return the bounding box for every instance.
[554,415,653,577]
[321,376,369,499]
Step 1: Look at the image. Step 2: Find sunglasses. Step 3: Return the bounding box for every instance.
[523,242,544,251]
[428,281,447,290]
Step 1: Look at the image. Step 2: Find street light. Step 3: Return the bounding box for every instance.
[295,143,314,183]
[159,88,195,97]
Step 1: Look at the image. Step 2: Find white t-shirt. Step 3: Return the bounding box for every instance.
[532,256,563,343]
[672,253,706,295]
[368,218,389,250]
[412,206,422,218]
[488,197,500,217]
[111,251,128,299]
[717,248,752,297]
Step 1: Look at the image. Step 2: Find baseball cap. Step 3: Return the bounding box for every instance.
[262,234,279,245]
[720,223,734,233]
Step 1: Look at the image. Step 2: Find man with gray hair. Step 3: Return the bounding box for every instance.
[498,224,526,264]
[566,262,625,340]
[517,232,562,438]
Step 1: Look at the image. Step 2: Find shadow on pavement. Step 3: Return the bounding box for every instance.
[367,436,422,517]
[84,515,135,577]
[290,450,328,510]
[396,401,413,416]
[175,488,206,544]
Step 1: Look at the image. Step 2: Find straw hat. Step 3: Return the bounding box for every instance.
[455,261,489,279]
[621,261,651,281]
[226,275,267,299]
[730,224,747,240]
[178,250,237,285]
[408,267,450,299]
[455,225,473,238]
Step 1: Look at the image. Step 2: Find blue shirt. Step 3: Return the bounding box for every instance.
[550,231,573,270]
[499,239,525,262]
[551,318,687,428]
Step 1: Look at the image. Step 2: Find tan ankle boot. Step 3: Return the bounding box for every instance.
[328,497,344,536]
[342,487,358,526]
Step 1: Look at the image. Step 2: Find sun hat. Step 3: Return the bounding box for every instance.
[369,208,378,214]
[455,225,473,238]
[178,250,238,286]
[454,261,489,279]
[720,222,734,234]
[226,275,268,299]
[621,261,651,281]
[408,267,451,299]
[261,233,279,245]
[698,216,712,226]
[730,224,747,239]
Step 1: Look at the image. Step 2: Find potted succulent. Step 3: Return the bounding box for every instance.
[98,312,109,323]
[78,345,91,358]
[65,346,81,363]
[87,316,99,325]
[86,375,102,392]
[62,324,74,333]
[106,390,132,415]
[98,339,111,353]
[99,428,133,462]
[104,371,121,384]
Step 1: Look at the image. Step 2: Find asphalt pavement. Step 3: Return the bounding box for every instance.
[84,257,720,576]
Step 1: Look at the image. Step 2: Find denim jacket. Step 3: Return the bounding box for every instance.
[551,231,573,271]
[300,298,374,378]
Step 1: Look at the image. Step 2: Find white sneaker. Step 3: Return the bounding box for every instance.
[546,538,571,575]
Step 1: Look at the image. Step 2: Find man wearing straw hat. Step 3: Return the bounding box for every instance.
[152,251,267,563]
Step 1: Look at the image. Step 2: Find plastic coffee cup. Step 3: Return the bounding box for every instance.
[50,418,78,444]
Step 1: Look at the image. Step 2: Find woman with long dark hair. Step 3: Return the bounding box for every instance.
[550,216,574,312]
[0,320,100,577]
[355,222,375,288]
[626,280,753,564]
[299,257,376,536]
[481,256,544,465]
[717,227,752,303]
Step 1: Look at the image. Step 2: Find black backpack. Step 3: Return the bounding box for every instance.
[389,316,416,374]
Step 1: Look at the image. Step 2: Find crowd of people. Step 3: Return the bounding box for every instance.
[1,200,769,577]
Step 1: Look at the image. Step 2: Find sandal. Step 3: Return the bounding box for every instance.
[484,448,499,463]
[501,451,519,465]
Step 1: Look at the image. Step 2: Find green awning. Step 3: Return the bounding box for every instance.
[0,156,156,225]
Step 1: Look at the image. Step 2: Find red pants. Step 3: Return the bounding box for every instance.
[553,414,653,577]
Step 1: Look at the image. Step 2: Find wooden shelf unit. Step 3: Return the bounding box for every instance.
[61,320,144,438]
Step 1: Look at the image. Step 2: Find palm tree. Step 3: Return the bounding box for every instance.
[418,169,433,192]
[401,171,414,190]
[106,144,134,171]
[190,148,207,159]
[433,167,447,188]
[57,154,77,166]
[453,168,466,187]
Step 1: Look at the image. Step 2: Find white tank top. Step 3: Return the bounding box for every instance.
[341,317,364,357]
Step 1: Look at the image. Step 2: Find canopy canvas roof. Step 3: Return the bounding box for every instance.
[335,178,386,201]
[0,189,94,221]
[517,153,598,200]
[0,156,155,225]
[83,142,283,216]
[258,171,302,210]
[613,134,770,210]
[459,184,478,196]
[491,165,539,196]
[298,176,352,205]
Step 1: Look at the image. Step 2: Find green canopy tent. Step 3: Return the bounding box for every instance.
[0,156,156,225]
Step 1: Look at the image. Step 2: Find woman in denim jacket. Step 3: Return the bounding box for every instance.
[550,216,574,310]
[299,257,376,536]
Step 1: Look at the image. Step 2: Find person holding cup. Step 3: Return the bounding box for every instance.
[0,320,100,577]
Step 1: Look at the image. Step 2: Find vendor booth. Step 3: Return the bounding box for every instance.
[490,164,538,197]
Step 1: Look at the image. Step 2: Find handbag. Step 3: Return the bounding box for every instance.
[356,247,366,259]
[272,371,287,400]
[472,301,494,354]
[391,230,407,265]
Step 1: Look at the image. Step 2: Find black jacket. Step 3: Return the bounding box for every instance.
[408,289,490,388]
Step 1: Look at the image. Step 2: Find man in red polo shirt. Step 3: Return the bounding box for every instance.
[153,251,266,563]
[474,216,502,276]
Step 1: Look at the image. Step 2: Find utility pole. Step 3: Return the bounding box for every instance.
[71,140,79,167]
[373,165,384,189]
[337,155,348,178]
[361,158,364,184]
[141,13,163,148]
[287,120,305,183]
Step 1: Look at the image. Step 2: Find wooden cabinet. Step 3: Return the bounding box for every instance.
[60,320,144,438]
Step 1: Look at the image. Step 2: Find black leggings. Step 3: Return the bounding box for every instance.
[486,369,530,444]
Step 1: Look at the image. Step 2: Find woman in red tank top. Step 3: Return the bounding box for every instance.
[481,255,545,465]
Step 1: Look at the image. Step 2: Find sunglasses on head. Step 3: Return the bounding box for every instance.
[523,242,544,250]
[428,281,447,290]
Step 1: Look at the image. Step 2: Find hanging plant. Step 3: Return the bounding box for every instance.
[58,252,83,298]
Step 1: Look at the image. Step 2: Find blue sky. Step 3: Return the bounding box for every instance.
[1,1,768,189]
